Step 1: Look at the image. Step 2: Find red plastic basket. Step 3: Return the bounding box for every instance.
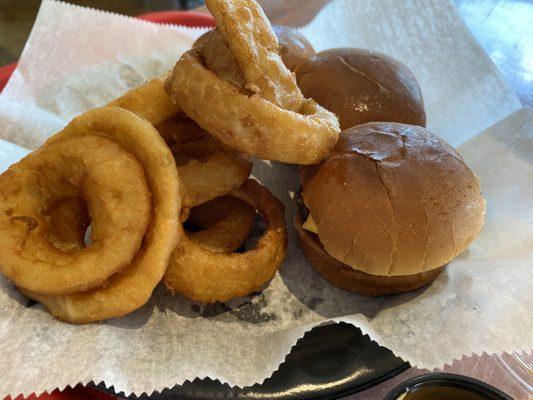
[0,11,215,93]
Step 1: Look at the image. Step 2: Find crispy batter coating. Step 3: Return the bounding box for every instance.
[164,180,287,303]
[20,107,180,324]
[113,77,252,206]
[194,29,245,88]
[108,74,179,126]
[206,0,303,111]
[167,0,340,164]
[157,114,251,207]
[0,135,151,295]
[166,51,339,165]
[186,195,256,253]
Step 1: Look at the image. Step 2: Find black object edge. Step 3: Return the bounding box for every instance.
[383,372,515,400]
[93,323,409,400]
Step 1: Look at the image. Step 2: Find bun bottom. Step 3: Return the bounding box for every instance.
[294,214,445,296]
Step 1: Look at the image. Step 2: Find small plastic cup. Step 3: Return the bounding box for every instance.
[383,373,514,400]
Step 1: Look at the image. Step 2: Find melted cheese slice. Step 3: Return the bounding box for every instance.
[302,214,318,234]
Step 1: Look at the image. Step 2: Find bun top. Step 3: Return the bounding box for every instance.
[302,122,485,276]
[296,48,426,130]
[272,25,315,72]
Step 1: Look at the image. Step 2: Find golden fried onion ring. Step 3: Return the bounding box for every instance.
[166,0,339,165]
[108,74,179,126]
[166,50,339,165]
[21,106,180,324]
[0,135,151,295]
[186,195,256,253]
[157,114,251,207]
[205,0,303,111]
[164,179,287,303]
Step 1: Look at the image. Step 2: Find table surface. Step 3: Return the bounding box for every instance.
[0,1,532,399]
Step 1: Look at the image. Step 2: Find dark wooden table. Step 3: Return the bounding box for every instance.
[0,1,531,399]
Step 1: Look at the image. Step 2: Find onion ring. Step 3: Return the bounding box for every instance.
[108,74,179,126]
[205,0,303,111]
[20,106,180,324]
[186,195,256,253]
[166,50,340,165]
[164,179,287,303]
[111,77,251,206]
[157,114,251,207]
[166,0,339,165]
[0,135,151,295]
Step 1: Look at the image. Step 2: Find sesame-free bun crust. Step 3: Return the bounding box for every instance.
[296,48,426,130]
[295,214,445,296]
[302,122,485,277]
[272,25,315,72]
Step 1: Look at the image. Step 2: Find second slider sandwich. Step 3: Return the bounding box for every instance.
[296,122,486,296]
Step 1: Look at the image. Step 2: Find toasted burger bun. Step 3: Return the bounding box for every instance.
[273,25,315,72]
[301,122,485,282]
[296,48,426,130]
[295,214,445,296]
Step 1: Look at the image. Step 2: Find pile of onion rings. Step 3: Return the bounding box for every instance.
[111,73,287,304]
[157,113,251,207]
[0,107,180,323]
[165,0,340,165]
[0,0,304,323]
[109,76,252,207]
[0,133,151,296]
[111,72,287,304]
